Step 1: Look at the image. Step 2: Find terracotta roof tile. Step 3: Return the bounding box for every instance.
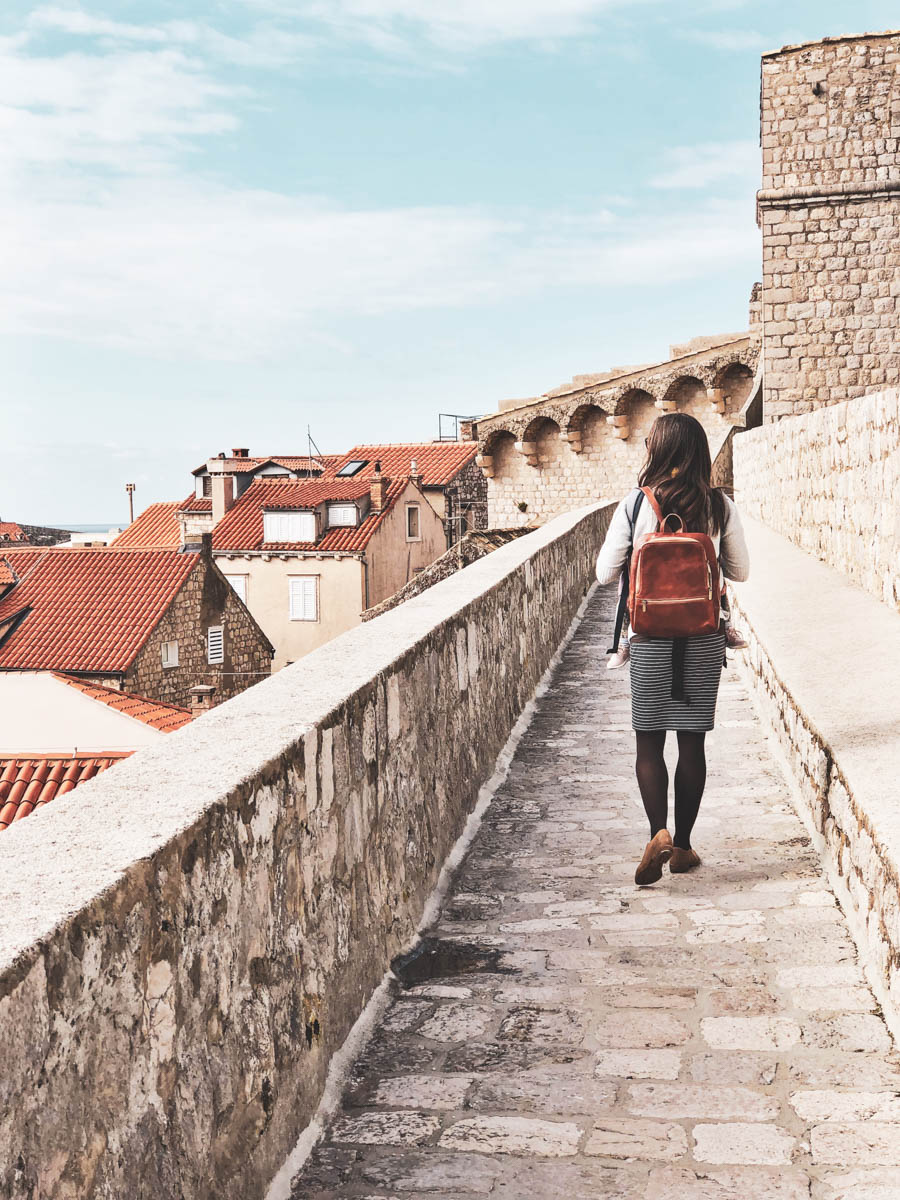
[324,443,477,488]
[0,560,15,587]
[110,502,182,550]
[193,454,340,476]
[53,674,193,732]
[0,522,27,543]
[0,548,199,673]
[211,478,407,553]
[178,494,213,513]
[0,754,129,830]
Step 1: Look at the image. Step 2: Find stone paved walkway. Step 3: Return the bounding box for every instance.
[291,586,900,1200]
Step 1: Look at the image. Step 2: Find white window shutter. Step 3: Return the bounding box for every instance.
[264,511,315,542]
[302,577,317,620]
[289,577,318,621]
[207,625,224,664]
[224,574,247,603]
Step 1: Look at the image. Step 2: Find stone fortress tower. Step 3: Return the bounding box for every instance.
[473,29,900,529]
[759,32,900,417]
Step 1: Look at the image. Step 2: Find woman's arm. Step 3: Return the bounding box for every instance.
[719,498,750,582]
[596,495,636,585]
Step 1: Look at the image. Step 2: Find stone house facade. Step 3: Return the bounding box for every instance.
[124,552,275,705]
[210,469,447,669]
[0,544,274,707]
[759,32,900,416]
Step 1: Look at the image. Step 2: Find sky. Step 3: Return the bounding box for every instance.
[2,0,897,523]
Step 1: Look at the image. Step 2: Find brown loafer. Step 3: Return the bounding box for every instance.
[670,847,701,874]
[634,830,674,886]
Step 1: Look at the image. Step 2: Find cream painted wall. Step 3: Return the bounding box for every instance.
[214,483,445,669]
[365,481,446,607]
[217,555,364,670]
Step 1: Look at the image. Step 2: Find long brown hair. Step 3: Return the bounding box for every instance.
[638,412,727,535]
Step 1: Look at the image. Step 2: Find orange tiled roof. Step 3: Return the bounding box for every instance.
[0,754,128,830]
[110,502,182,550]
[0,522,27,543]
[0,548,199,673]
[53,674,193,732]
[324,443,477,488]
[178,494,213,513]
[211,477,407,553]
[0,560,15,587]
[193,454,340,476]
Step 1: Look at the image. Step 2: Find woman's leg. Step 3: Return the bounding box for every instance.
[635,730,668,836]
[673,730,707,850]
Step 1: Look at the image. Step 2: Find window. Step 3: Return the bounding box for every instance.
[224,574,248,604]
[263,511,316,542]
[336,459,368,477]
[327,504,357,527]
[207,625,224,664]
[161,640,179,668]
[289,576,318,622]
[406,503,421,541]
[201,475,212,497]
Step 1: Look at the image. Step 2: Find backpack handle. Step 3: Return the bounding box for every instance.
[640,487,684,534]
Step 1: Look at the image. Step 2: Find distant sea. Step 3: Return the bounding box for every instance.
[49,523,123,532]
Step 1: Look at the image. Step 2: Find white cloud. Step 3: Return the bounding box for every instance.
[650,140,758,189]
[245,0,648,50]
[685,29,767,51]
[0,7,760,363]
[26,6,315,67]
[2,174,758,359]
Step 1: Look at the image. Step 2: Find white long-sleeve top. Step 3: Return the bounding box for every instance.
[595,488,751,587]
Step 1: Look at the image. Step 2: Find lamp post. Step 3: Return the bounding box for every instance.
[126,483,135,524]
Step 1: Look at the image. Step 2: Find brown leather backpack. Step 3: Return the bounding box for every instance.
[628,487,720,640]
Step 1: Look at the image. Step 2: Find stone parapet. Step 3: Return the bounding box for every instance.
[730,516,900,1037]
[475,337,757,528]
[0,502,613,1200]
[733,388,900,612]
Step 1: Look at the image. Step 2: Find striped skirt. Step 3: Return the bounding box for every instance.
[629,630,726,732]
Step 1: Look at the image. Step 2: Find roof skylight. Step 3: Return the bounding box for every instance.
[336,459,368,477]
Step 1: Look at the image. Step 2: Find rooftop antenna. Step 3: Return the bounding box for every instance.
[307,425,324,462]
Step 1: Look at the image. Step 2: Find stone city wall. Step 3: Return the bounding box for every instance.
[759,33,900,416]
[729,519,900,1031]
[475,339,757,527]
[733,388,900,611]
[0,502,613,1200]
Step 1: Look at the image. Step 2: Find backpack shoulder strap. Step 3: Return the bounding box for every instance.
[640,486,664,526]
[607,489,644,655]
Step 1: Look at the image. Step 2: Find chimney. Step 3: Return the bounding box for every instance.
[189,684,216,713]
[369,460,389,511]
[231,447,249,458]
[211,472,234,525]
[459,419,475,441]
[409,458,423,488]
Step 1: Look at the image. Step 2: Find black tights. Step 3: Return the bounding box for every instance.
[634,730,707,850]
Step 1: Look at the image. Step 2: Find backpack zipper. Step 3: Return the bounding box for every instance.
[641,597,707,611]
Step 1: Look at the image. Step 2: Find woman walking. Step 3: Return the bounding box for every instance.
[595,413,750,885]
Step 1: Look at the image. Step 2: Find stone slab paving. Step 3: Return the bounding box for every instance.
[290,586,900,1200]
